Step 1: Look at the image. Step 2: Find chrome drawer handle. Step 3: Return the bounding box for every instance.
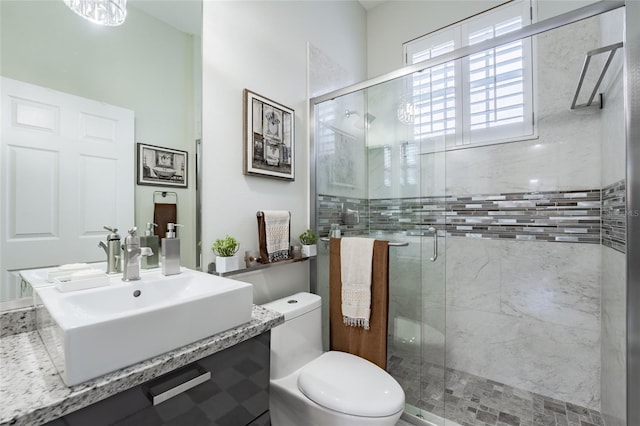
[147,364,211,406]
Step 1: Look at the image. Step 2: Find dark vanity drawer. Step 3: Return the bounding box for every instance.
[47,332,270,426]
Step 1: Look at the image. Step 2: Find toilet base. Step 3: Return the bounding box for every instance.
[270,367,403,426]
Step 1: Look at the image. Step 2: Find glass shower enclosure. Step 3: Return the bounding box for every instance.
[311,2,628,425]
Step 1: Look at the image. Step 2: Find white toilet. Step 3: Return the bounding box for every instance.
[263,292,405,426]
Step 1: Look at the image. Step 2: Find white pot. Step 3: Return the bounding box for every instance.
[301,244,317,257]
[215,255,242,273]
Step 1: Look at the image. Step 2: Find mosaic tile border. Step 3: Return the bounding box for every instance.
[319,185,630,249]
[369,189,602,244]
[317,194,370,237]
[319,189,603,244]
[602,179,626,253]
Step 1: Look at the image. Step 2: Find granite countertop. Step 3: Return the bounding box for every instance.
[0,305,284,426]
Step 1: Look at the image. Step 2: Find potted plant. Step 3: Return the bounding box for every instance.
[212,235,241,273]
[299,229,318,257]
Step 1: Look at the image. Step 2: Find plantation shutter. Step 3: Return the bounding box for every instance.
[403,0,534,147]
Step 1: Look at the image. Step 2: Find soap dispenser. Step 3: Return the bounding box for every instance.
[162,223,183,276]
[140,222,159,269]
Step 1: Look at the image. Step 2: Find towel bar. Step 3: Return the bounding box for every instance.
[153,191,178,205]
[570,41,623,110]
[320,237,408,247]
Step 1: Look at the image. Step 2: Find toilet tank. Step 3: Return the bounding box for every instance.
[262,292,323,380]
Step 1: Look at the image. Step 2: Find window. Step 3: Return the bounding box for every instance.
[400,141,418,186]
[403,0,534,148]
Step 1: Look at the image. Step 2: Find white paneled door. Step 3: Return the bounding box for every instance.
[0,77,134,301]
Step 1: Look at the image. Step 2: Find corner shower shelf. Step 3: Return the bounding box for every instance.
[208,256,315,277]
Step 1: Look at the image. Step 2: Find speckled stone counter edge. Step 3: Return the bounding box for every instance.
[0,306,36,338]
[0,305,283,426]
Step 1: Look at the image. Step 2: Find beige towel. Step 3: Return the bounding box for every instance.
[261,210,290,262]
[330,238,390,369]
[340,237,375,329]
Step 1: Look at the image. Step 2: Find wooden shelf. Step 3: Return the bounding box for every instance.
[208,256,315,277]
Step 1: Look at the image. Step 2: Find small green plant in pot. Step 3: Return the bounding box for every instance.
[212,235,241,273]
[299,229,318,257]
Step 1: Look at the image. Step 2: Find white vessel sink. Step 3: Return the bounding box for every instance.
[34,268,253,386]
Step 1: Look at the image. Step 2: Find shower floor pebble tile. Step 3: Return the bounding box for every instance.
[388,352,606,426]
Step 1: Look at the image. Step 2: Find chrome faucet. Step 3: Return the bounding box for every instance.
[122,227,153,282]
[98,226,121,274]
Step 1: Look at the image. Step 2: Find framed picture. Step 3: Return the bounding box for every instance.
[243,89,295,181]
[137,143,188,188]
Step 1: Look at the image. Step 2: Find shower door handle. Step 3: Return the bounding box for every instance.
[428,226,438,262]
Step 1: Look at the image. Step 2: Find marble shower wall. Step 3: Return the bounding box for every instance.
[365,230,601,408]
[600,246,626,425]
[441,238,601,409]
[427,15,613,410]
[382,234,602,409]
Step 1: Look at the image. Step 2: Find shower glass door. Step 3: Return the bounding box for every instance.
[340,57,453,424]
[313,71,449,419]
[314,4,628,426]
[365,72,448,422]
[314,88,369,350]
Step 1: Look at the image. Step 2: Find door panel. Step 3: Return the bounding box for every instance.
[1,77,134,301]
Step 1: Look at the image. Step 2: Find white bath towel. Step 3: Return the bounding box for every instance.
[262,210,290,262]
[340,237,375,330]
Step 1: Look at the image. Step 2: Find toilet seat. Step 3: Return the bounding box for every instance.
[297,351,404,418]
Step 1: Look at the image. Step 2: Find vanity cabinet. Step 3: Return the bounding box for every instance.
[45,332,270,426]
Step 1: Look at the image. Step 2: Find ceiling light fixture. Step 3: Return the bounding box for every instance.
[64,0,127,26]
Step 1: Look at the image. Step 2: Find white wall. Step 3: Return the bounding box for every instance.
[201,1,366,304]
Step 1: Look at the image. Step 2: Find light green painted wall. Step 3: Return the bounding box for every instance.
[1,0,197,268]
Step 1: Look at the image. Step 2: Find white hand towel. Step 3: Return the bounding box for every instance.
[340,237,375,330]
[262,210,290,262]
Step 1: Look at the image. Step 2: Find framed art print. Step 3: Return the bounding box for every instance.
[137,143,188,188]
[243,89,294,181]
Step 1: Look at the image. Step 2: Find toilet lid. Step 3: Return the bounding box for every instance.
[297,351,405,417]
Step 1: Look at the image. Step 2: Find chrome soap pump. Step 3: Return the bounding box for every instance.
[162,223,183,276]
[122,227,153,282]
[140,222,159,269]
